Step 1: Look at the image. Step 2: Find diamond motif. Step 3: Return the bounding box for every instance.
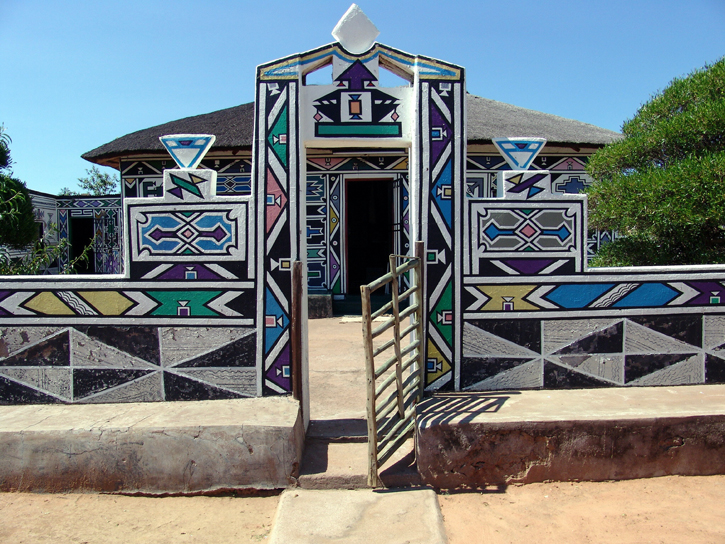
[332,4,380,54]
[520,224,537,239]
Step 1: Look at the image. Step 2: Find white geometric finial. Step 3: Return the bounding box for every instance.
[332,4,380,55]
[492,137,547,170]
[159,134,216,169]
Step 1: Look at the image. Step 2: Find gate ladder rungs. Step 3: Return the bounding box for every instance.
[361,242,425,487]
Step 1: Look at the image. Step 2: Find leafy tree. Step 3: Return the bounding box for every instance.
[60,165,119,196]
[586,57,725,266]
[0,125,38,250]
[0,126,93,274]
[0,124,11,171]
[0,174,38,249]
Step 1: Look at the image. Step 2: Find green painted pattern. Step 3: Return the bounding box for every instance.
[268,105,288,167]
[431,281,453,347]
[148,290,222,317]
[316,124,402,137]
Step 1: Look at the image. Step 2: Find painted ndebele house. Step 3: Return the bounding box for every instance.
[2,5,724,406]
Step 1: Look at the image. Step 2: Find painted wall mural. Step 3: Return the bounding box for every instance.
[0,134,261,404]
[305,156,410,294]
[460,138,725,390]
[417,74,466,392]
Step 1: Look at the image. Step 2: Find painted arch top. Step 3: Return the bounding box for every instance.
[258,42,462,82]
[257,5,462,82]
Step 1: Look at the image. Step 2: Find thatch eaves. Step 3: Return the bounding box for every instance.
[466,95,621,146]
[83,94,621,168]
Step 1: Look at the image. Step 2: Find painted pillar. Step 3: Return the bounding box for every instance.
[414,62,466,391]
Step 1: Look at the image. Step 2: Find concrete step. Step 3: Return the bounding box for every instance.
[268,488,446,544]
[0,397,304,493]
[416,384,725,490]
[299,418,422,489]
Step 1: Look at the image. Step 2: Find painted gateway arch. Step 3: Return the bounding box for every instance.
[254,4,465,392]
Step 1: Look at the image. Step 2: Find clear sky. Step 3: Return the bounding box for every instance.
[2,0,724,195]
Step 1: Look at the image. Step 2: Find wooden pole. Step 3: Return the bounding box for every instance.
[291,261,303,417]
[361,284,379,487]
[414,241,425,400]
[389,255,405,420]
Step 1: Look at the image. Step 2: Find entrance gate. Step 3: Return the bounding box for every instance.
[361,242,425,486]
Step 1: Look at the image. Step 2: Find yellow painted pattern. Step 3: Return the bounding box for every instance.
[477,285,539,311]
[260,44,379,80]
[78,291,134,315]
[393,158,409,170]
[507,173,523,186]
[426,339,451,385]
[329,207,339,236]
[24,292,74,315]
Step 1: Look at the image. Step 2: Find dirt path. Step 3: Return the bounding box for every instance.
[440,474,725,544]
[2,475,725,542]
[0,493,279,544]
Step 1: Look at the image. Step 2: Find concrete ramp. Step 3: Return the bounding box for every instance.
[417,385,725,489]
[268,489,446,544]
[0,397,304,493]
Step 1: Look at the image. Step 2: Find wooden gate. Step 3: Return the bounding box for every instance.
[360,241,425,487]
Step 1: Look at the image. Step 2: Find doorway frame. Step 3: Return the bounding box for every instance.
[344,175,397,295]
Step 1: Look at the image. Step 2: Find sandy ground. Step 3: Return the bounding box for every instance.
[0,493,280,544]
[2,475,725,542]
[440,474,725,544]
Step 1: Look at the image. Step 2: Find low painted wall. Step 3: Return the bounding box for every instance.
[454,167,725,390]
[0,165,271,404]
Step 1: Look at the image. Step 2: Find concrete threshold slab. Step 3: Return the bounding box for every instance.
[417,385,725,489]
[299,418,422,490]
[268,489,446,544]
[0,397,304,494]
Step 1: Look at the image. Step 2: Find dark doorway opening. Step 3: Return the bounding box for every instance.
[346,178,394,294]
[70,217,95,274]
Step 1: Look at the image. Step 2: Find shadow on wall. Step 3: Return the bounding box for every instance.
[417,391,521,428]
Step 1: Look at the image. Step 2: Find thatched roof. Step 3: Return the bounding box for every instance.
[83,94,621,168]
[466,95,620,145]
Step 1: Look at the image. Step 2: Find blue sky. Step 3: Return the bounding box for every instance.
[2,0,724,195]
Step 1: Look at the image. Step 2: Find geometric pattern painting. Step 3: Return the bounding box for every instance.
[262,36,465,393]
[460,139,725,392]
[254,71,300,395]
[0,326,256,403]
[468,200,584,275]
[121,159,253,199]
[415,65,466,391]
[460,314,725,390]
[465,154,614,265]
[461,278,725,315]
[0,152,260,403]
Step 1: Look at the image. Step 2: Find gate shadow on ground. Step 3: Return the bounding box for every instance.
[416,392,521,428]
[301,418,368,477]
[307,418,368,441]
